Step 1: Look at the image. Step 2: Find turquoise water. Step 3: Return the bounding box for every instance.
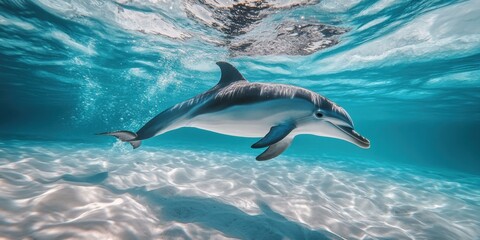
[1,0,480,239]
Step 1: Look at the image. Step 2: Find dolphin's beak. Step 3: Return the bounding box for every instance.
[319,103,370,148]
[329,122,370,148]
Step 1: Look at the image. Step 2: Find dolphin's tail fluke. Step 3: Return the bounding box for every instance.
[97,130,141,149]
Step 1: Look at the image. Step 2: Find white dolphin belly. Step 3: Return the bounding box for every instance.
[188,99,314,137]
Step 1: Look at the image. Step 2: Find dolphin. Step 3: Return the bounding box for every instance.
[99,62,370,160]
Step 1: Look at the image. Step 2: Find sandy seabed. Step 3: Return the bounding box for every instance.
[0,140,479,240]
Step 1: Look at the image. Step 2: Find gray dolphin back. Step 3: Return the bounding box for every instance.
[135,62,248,140]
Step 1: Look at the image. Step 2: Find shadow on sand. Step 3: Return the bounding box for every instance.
[62,172,337,240]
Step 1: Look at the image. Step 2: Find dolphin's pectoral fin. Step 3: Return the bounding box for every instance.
[97,130,141,149]
[256,137,293,161]
[251,123,295,148]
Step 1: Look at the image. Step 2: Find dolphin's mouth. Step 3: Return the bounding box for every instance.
[334,124,370,149]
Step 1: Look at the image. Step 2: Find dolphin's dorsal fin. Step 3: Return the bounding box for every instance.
[216,61,246,86]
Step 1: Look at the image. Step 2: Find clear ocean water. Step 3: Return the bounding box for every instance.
[1,0,480,239]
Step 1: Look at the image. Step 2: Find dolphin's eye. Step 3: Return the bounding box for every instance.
[314,111,323,119]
